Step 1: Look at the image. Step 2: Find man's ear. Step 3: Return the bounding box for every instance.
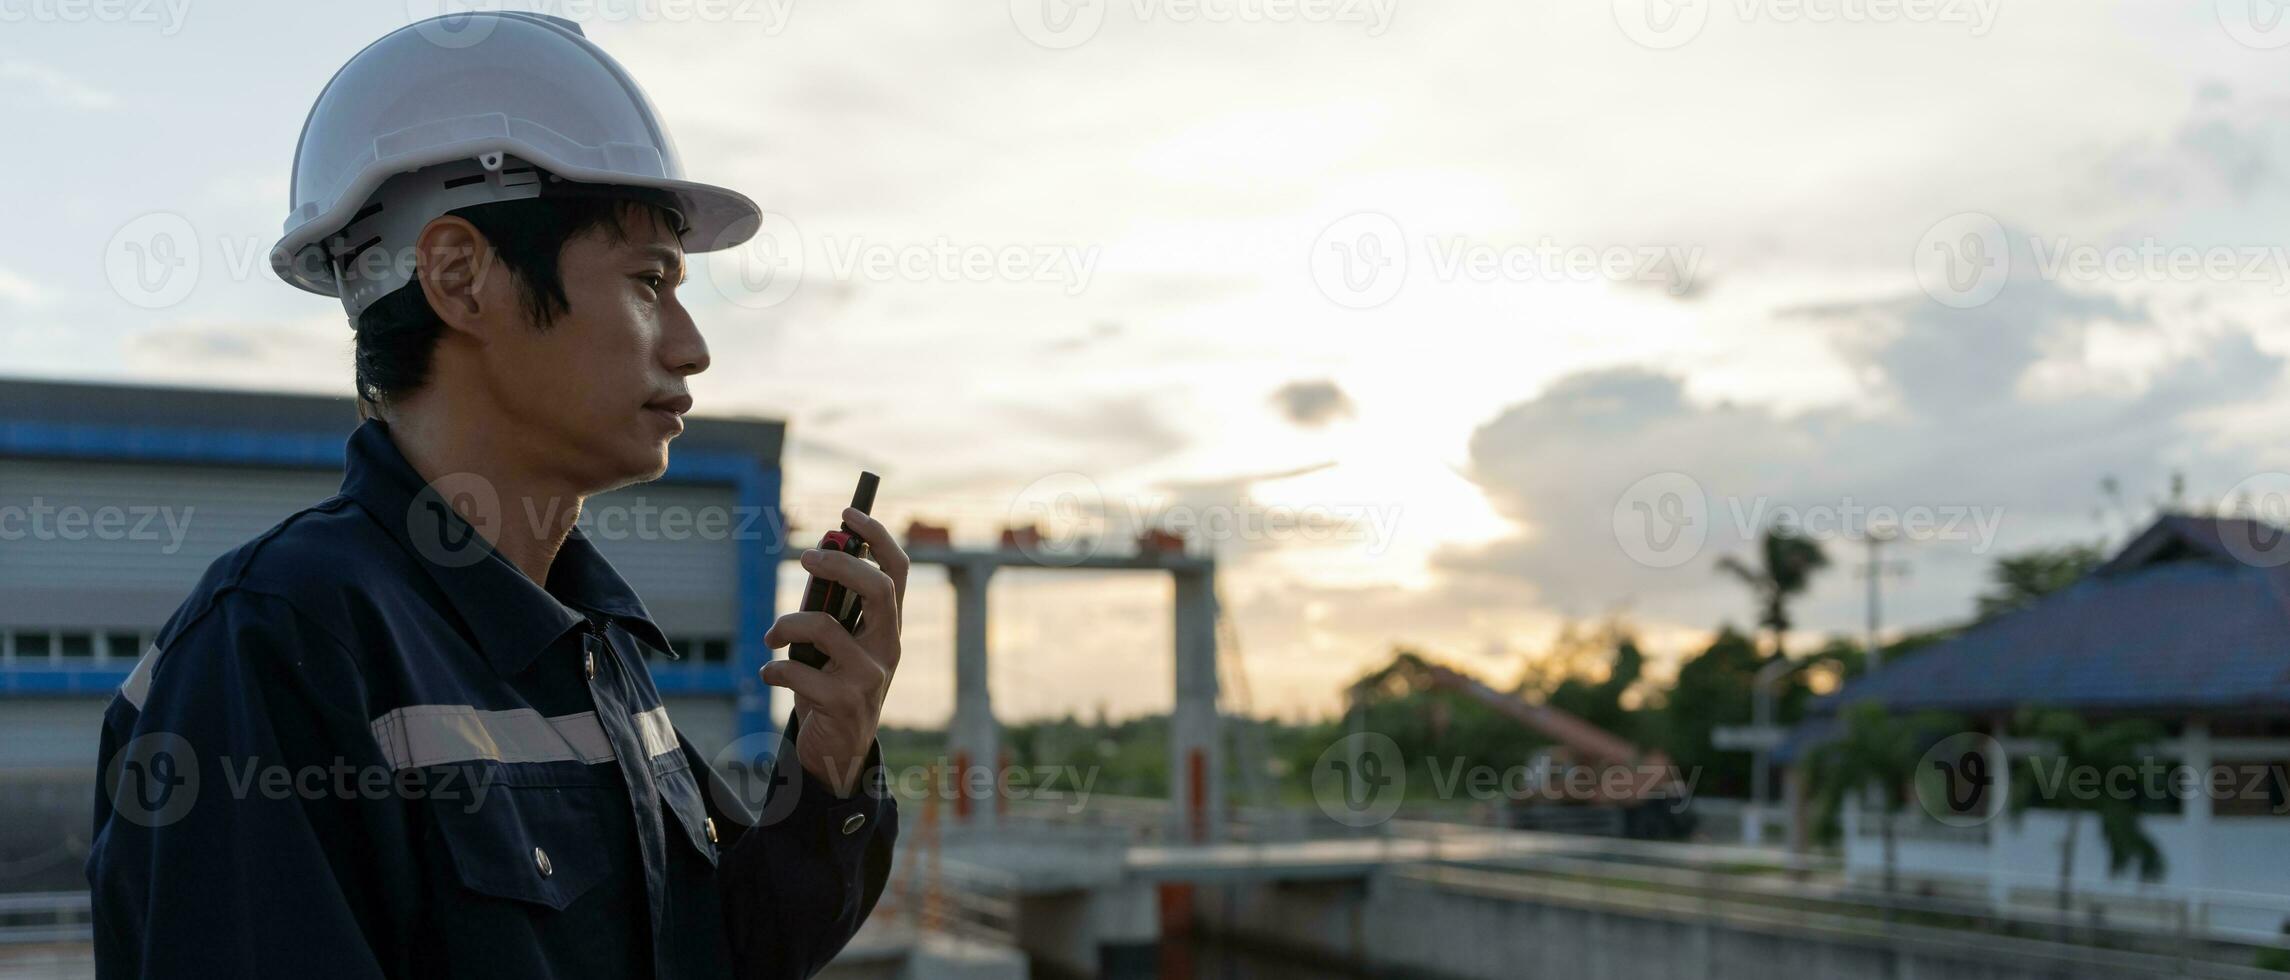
[413,216,503,338]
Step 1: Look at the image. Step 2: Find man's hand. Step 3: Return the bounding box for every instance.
[761,507,905,798]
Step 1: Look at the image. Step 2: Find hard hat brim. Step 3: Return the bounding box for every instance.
[270,143,761,302]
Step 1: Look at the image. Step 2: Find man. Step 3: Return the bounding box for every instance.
[86,13,901,978]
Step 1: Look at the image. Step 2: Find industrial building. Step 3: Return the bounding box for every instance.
[1784,515,2290,939]
[0,376,786,892]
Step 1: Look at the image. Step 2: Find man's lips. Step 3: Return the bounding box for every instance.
[645,394,693,416]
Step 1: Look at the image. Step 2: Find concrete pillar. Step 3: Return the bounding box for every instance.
[1983,715,2011,908]
[2183,718,2211,894]
[948,559,998,828]
[1170,567,1221,842]
[1783,763,1807,854]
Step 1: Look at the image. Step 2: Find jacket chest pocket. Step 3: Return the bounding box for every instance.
[427,776,620,911]
[652,753,722,868]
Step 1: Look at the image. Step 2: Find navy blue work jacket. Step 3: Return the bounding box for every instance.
[86,418,896,978]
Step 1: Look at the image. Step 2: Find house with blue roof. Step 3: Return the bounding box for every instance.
[1781,514,2290,939]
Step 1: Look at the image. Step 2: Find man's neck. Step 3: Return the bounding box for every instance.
[381,406,584,586]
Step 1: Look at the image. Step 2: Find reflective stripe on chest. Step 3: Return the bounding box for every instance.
[369,704,679,770]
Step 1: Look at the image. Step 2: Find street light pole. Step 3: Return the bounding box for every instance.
[1861,527,1905,673]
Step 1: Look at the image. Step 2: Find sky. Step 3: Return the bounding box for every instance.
[7,1,2290,725]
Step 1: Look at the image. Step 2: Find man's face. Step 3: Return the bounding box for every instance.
[478,206,707,493]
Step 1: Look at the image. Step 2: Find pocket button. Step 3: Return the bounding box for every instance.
[840,813,866,836]
[534,846,554,878]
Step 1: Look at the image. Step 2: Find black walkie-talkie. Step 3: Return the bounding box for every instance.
[788,472,879,670]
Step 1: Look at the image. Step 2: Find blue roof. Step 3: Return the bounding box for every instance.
[1811,515,2290,717]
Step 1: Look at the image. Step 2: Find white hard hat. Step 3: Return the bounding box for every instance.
[271,12,761,321]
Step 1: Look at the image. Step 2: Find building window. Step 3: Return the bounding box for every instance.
[2216,762,2290,817]
[58,632,94,660]
[105,632,143,662]
[0,628,155,668]
[651,635,733,666]
[16,631,53,664]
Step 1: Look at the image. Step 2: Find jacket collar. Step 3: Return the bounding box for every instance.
[339,417,678,675]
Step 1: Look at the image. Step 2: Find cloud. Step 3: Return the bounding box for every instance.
[1437,266,2284,643]
[0,266,49,307]
[1269,378,1355,427]
[122,321,349,391]
[0,62,117,111]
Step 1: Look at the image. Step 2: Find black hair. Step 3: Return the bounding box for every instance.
[352,188,688,412]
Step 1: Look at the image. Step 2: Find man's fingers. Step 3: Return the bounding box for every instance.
[763,611,882,674]
[759,659,843,709]
[841,507,910,606]
[801,548,898,620]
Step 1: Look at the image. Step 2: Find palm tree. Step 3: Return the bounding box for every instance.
[1717,524,1830,659]
[2010,708,2166,930]
[1808,700,1962,895]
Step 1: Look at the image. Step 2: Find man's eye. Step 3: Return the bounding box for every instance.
[639,273,666,291]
